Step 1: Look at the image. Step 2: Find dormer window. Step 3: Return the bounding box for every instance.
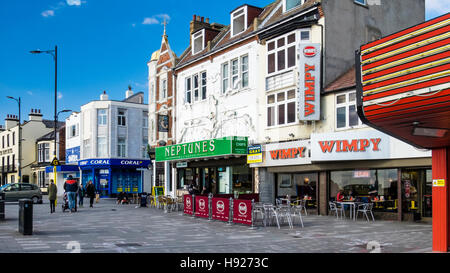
[283,0,304,13]
[192,29,205,55]
[231,6,248,37]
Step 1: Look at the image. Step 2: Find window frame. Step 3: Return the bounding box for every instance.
[335,91,365,131]
[267,30,310,76]
[354,0,367,7]
[192,29,205,55]
[184,71,207,104]
[117,138,127,158]
[267,89,297,128]
[97,109,108,126]
[97,136,108,158]
[160,78,168,101]
[283,0,305,13]
[185,77,192,104]
[221,54,250,94]
[118,109,127,127]
[231,6,248,38]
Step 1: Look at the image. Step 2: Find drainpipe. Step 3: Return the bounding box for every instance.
[172,69,177,198]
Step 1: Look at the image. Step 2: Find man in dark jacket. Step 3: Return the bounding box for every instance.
[64,175,78,213]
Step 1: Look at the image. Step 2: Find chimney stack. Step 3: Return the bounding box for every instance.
[29,109,43,122]
[126,85,134,99]
[190,14,212,40]
[5,114,19,130]
[100,90,109,101]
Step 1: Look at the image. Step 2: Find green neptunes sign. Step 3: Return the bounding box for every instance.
[155,137,248,162]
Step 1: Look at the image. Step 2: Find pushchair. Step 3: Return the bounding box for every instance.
[62,192,78,212]
[62,192,69,212]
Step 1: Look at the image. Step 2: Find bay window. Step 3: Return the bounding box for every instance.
[117,138,126,158]
[98,109,108,126]
[97,137,107,157]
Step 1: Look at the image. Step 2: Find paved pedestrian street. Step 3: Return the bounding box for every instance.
[0,197,432,253]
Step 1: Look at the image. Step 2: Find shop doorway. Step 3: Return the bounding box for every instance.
[98,169,110,198]
[276,173,318,212]
[401,168,432,221]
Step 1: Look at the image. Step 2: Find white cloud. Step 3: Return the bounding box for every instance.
[41,10,55,17]
[58,92,63,100]
[426,0,450,15]
[156,14,171,22]
[142,14,171,26]
[143,17,160,25]
[27,91,33,96]
[66,0,82,6]
[41,1,85,17]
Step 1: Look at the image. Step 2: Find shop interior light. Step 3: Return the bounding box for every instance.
[412,127,448,138]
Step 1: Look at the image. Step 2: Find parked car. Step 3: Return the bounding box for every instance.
[0,183,43,204]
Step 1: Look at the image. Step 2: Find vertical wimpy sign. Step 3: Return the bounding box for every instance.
[299,43,321,121]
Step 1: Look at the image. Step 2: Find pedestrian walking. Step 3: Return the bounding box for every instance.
[86,180,96,208]
[48,180,57,214]
[63,175,78,213]
[78,183,85,208]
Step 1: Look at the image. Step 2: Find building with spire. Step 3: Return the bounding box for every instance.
[148,24,178,195]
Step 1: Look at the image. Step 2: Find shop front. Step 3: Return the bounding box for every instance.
[310,130,432,221]
[78,158,151,198]
[45,165,80,197]
[255,129,432,221]
[155,137,252,197]
[250,140,319,213]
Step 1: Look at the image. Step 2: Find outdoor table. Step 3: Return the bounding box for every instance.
[337,201,363,221]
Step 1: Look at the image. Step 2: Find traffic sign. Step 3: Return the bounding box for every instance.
[51,157,60,166]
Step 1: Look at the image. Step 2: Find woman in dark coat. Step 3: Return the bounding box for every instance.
[48,180,57,214]
[85,180,96,208]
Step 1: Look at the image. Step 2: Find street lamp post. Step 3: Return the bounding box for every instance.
[6,96,22,183]
[30,46,58,161]
[30,46,60,192]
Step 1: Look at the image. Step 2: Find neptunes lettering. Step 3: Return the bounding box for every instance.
[165,140,216,157]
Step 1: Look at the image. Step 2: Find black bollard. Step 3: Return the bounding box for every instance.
[19,199,33,235]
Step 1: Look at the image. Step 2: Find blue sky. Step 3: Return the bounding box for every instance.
[0,0,448,125]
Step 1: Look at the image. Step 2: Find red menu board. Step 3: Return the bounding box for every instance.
[195,196,209,218]
[184,195,193,215]
[212,198,230,222]
[232,199,253,226]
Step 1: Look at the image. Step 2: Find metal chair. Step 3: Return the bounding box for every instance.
[263,204,280,228]
[356,203,375,222]
[275,199,282,206]
[165,197,176,212]
[277,205,293,229]
[252,203,266,227]
[293,199,308,216]
[175,196,184,212]
[291,201,304,228]
[148,195,155,208]
[329,201,345,219]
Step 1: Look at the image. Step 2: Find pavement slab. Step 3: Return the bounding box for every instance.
[0,197,433,253]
